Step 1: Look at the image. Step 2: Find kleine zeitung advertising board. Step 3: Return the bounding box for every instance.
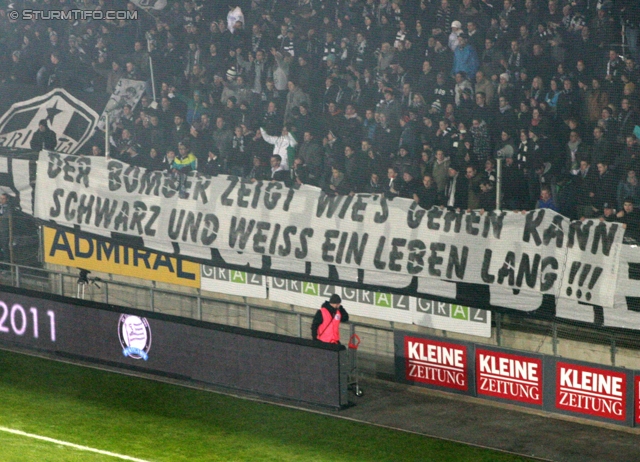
[404,336,468,392]
[476,348,543,406]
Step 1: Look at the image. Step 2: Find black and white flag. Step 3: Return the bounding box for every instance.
[0,85,103,155]
[130,0,167,10]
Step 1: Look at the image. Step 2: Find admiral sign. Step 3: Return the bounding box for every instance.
[0,88,98,154]
[43,227,200,288]
[556,362,627,421]
[404,336,468,392]
[476,349,542,406]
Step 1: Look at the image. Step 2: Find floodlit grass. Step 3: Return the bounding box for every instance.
[0,350,535,461]
[0,432,115,461]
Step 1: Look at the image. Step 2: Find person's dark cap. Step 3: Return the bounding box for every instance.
[329,294,342,304]
[449,160,463,172]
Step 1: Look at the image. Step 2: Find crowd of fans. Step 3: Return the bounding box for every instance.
[3,0,640,237]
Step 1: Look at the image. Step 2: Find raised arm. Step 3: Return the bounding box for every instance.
[260,127,278,145]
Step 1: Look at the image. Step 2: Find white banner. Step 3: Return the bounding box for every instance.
[130,0,167,9]
[0,157,33,214]
[98,79,147,131]
[269,277,491,337]
[33,153,624,309]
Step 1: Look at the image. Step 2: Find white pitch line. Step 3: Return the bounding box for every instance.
[0,426,151,462]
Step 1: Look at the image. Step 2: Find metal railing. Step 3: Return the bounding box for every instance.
[2,262,640,377]
[1,263,399,377]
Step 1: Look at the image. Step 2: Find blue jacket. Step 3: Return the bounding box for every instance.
[452,45,479,78]
[536,197,558,212]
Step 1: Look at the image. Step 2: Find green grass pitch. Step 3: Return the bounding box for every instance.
[0,349,535,461]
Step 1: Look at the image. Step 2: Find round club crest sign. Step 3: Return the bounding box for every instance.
[118,314,152,360]
[0,88,99,154]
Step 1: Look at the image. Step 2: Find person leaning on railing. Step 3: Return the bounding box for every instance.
[173,141,198,199]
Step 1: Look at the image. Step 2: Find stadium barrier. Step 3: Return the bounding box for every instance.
[5,261,640,423]
[0,284,350,409]
[4,259,640,382]
[9,215,640,418]
[395,331,637,427]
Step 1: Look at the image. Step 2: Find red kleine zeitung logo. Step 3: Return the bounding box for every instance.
[404,336,467,391]
[476,349,542,405]
[556,362,626,421]
[635,376,640,424]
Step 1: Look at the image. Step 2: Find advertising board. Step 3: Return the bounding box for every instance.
[0,286,348,408]
[201,265,267,298]
[476,347,543,406]
[44,227,200,288]
[552,360,630,424]
[395,332,473,395]
[272,279,491,337]
[635,375,640,425]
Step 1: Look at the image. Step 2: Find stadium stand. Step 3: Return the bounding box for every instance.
[2,0,639,234]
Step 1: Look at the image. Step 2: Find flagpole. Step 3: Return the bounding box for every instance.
[496,157,502,211]
[104,112,110,158]
[146,32,157,105]
[149,54,157,103]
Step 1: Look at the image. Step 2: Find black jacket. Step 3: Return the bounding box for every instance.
[30,128,57,151]
[200,156,223,177]
[592,169,617,211]
[445,174,469,209]
[415,185,438,210]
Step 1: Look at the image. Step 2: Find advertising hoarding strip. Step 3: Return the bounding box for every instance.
[398,332,638,426]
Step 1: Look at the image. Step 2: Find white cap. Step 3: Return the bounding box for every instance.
[451,21,462,29]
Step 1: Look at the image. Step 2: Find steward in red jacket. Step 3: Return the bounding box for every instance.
[311,294,349,344]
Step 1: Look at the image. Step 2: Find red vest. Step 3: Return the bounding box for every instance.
[317,307,341,343]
